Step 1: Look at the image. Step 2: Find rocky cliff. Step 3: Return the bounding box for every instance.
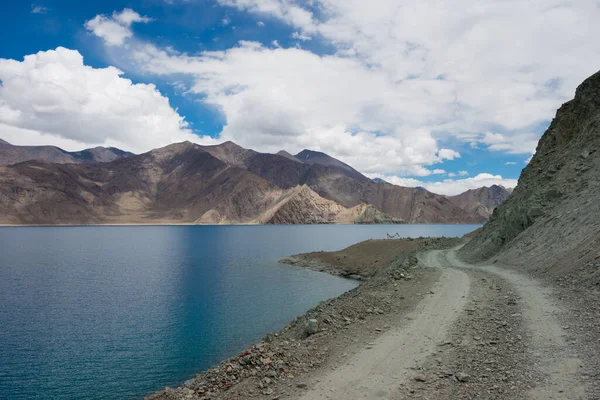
[460,70,600,286]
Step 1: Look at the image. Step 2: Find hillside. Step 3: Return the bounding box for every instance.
[0,139,132,166]
[0,143,402,225]
[448,185,511,219]
[195,143,484,223]
[459,70,600,287]
[0,139,510,225]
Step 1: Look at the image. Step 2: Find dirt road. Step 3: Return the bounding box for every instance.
[295,247,587,400]
[298,252,470,399]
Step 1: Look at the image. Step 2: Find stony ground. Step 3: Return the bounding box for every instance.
[148,238,600,400]
[148,238,460,400]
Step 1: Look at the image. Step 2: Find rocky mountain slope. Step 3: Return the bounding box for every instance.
[0,138,510,225]
[0,143,401,225]
[459,70,600,287]
[448,185,512,219]
[0,139,133,166]
[295,149,367,181]
[194,142,483,224]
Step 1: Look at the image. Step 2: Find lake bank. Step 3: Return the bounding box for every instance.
[149,236,462,400]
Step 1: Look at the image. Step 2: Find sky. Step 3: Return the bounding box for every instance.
[1,1,600,195]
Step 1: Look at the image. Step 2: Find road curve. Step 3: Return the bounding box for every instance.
[297,250,470,400]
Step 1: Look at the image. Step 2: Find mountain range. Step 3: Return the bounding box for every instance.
[0,139,511,225]
[0,138,133,166]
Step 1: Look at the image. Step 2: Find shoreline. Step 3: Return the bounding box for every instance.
[148,236,461,400]
[0,223,481,228]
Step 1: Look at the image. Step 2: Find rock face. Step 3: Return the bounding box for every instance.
[0,139,132,166]
[448,185,512,220]
[460,70,600,285]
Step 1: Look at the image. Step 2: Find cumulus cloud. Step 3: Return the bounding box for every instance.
[214,0,600,155]
[128,41,463,174]
[85,9,152,46]
[371,173,518,196]
[0,47,214,153]
[89,0,600,181]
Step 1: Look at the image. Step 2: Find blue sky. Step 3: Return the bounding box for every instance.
[1,0,599,195]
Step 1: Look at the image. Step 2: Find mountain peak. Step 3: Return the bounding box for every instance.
[294,149,367,181]
[276,150,302,163]
[198,141,255,167]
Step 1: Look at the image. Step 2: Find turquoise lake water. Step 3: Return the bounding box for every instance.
[0,224,479,399]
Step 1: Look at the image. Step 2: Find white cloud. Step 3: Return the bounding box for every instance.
[458,170,469,176]
[370,173,518,196]
[221,18,231,26]
[218,0,316,32]
[257,21,265,27]
[129,41,466,174]
[39,1,600,183]
[505,161,518,165]
[31,5,49,14]
[213,0,600,156]
[291,31,312,41]
[271,40,280,48]
[481,132,538,155]
[0,47,214,153]
[85,9,152,46]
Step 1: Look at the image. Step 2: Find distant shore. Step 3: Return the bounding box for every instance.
[0,222,478,227]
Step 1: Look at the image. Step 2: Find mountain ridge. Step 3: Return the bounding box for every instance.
[0,139,133,166]
[0,137,512,225]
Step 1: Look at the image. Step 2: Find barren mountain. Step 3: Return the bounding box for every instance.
[0,143,401,225]
[295,149,368,181]
[0,143,272,225]
[198,141,256,168]
[276,150,302,163]
[448,185,511,219]
[460,70,600,286]
[191,144,485,223]
[0,139,133,166]
[259,185,404,224]
[0,138,507,225]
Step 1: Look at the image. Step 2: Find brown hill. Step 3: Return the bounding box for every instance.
[0,143,401,225]
[448,185,511,219]
[0,139,508,225]
[459,70,600,287]
[295,149,369,181]
[258,185,404,225]
[276,150,302,163]
[0,139,132,166]
[0,143,272,224]
[192,143,485,223]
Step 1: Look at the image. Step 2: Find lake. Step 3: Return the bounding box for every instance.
[0,224,479,399]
